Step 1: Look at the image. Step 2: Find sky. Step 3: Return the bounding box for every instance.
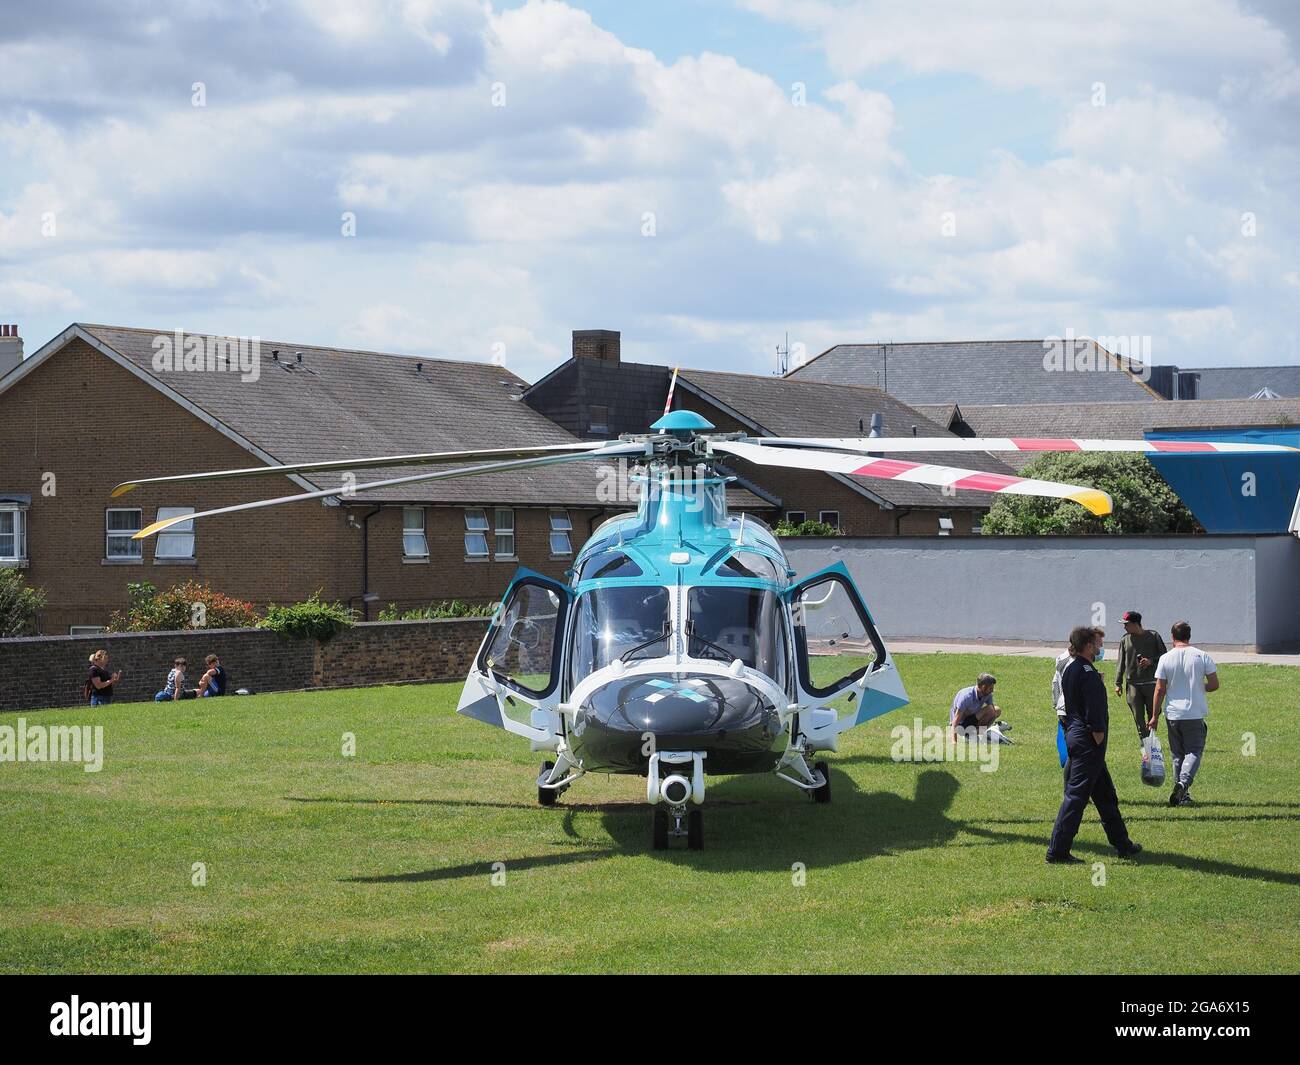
[1,0,1298,383]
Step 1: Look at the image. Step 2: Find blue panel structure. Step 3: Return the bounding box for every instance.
[1147,426,1300,533]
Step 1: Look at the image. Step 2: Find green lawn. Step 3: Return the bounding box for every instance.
[1,653,1297,974]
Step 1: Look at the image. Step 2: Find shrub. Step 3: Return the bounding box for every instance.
[108,580,260,632]
[981,452,1201,535]
[377,599,496,621]
[774,518,840,537]
[259,593,355,643]
[0,567,45,637]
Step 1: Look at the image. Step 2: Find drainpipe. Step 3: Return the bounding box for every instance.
[893,507,912,535]
[360,504,381,621]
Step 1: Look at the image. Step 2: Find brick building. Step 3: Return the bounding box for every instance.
[0,324,623,634]
[525,331,1013,535]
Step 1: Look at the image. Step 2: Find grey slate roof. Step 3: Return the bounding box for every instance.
[77,324,613,506]
[1187,365,1300,400]
[917,399,1300,469]
[788,340,1163,405]
[679,369,1018,508]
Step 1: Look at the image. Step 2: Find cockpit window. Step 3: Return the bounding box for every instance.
[578,552,644,581]
[716,550,781,582]
[686,586,786,687]
[568,585,671,687]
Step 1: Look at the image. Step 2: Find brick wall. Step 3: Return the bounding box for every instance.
[0,617,492,712]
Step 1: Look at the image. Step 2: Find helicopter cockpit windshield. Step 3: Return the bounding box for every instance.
[568,585,672,688]
[686,586,786,687]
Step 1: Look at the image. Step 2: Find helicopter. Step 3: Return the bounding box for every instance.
[117,406,1295,849]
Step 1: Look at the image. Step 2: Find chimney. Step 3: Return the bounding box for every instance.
[0,324,22,378]
[572,329,620,364]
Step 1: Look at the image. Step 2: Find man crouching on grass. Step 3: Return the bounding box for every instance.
[950,673,1005,740]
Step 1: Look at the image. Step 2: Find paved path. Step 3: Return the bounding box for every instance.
[891,640,1300,667]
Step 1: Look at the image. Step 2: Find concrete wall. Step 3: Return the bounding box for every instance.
[782,535,1300,653]
[0,617,491,712]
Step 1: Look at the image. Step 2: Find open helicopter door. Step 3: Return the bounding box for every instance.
[457,569,572,750]
[783,561,909,751]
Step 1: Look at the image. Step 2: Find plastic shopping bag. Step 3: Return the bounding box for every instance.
[1141,733,1166,787]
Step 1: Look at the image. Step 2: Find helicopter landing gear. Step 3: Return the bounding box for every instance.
[651,806,703,850]
[811,760,832,804]
[537,749,582,806]
[647,750,707,850]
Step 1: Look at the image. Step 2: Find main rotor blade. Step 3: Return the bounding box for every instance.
[112,442,616,498]
[742,436,1299,456]
[131,442,646,540]
[712,439,1113,515]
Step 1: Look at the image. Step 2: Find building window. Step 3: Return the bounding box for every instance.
[819,510,841,530]
[106,508,143,560]
[69,625,108,636]
[402,507,428,558]
[589,405,609,435]
[154,507,196,560]
[785,510,806,526]
[0,507,26,561]
[549,510,573,556]
[494,508,515,559]
[938,514,955,537]
[464,508,489,559]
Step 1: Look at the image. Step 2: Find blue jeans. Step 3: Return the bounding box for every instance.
[90,693,110,707]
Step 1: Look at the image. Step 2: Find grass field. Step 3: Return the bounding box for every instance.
[1,653,1297,974]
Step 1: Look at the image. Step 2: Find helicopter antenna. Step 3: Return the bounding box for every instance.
[661,366,680,419]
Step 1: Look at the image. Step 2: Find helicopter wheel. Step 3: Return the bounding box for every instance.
[537,761,558,807]
[811,761,832,804]
[652,808,669,850]
[687,808,704,850]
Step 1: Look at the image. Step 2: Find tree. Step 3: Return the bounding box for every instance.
[980,452,1201,535]
[0,568,46,636]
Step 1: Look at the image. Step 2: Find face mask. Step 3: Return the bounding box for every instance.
[1095,647,1105,661]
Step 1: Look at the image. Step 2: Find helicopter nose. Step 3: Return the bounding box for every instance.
[570,673,783,773]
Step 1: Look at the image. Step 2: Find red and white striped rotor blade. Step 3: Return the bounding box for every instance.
[712,440,1113,515]
[746,436,1299,456]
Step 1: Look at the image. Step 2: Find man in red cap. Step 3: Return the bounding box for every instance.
[1114,610,1167,743]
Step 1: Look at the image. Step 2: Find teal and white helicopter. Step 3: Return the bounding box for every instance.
[120,408,1294,849]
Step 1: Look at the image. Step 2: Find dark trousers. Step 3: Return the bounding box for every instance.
[1048,726,1131,857]
[1124,683,1155,739]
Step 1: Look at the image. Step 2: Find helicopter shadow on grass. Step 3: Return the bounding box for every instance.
[339,769,1018,883]
[331,756,1300,887]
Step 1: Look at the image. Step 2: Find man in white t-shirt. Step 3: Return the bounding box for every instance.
[1150,620,1219,808]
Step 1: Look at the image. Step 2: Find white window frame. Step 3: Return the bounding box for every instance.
[938,513,955,537]
[494,507,516,560]
[0,506,27,562]
[154,506,196,560]
[464,508,489,560]
[819,510,841,530]
[106,508,143,561]
[785,510,807,526]
[549,509,573,557]
[402,506,429,559]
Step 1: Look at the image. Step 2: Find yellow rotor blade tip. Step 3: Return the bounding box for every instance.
[133,517,180,540]
[1069,489,1113,516]
[110,483,136,497]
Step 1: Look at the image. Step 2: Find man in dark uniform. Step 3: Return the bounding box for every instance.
[1046,625,1143,864]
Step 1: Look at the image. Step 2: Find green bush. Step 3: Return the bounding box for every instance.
[981,452,1202,535]
[774,518,840,537]
[0,567,45,636]
[259,593,355,642]
[108,580,260,632]
[377,599,496,621]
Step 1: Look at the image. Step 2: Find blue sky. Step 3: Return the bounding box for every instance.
[1,0,1297,382]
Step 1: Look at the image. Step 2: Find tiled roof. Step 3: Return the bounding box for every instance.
[679,369,1018,508]
[76,324,614,506]
[787,340,1163,405]
[917,398,1300,469]
[1188,365,1300,400]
